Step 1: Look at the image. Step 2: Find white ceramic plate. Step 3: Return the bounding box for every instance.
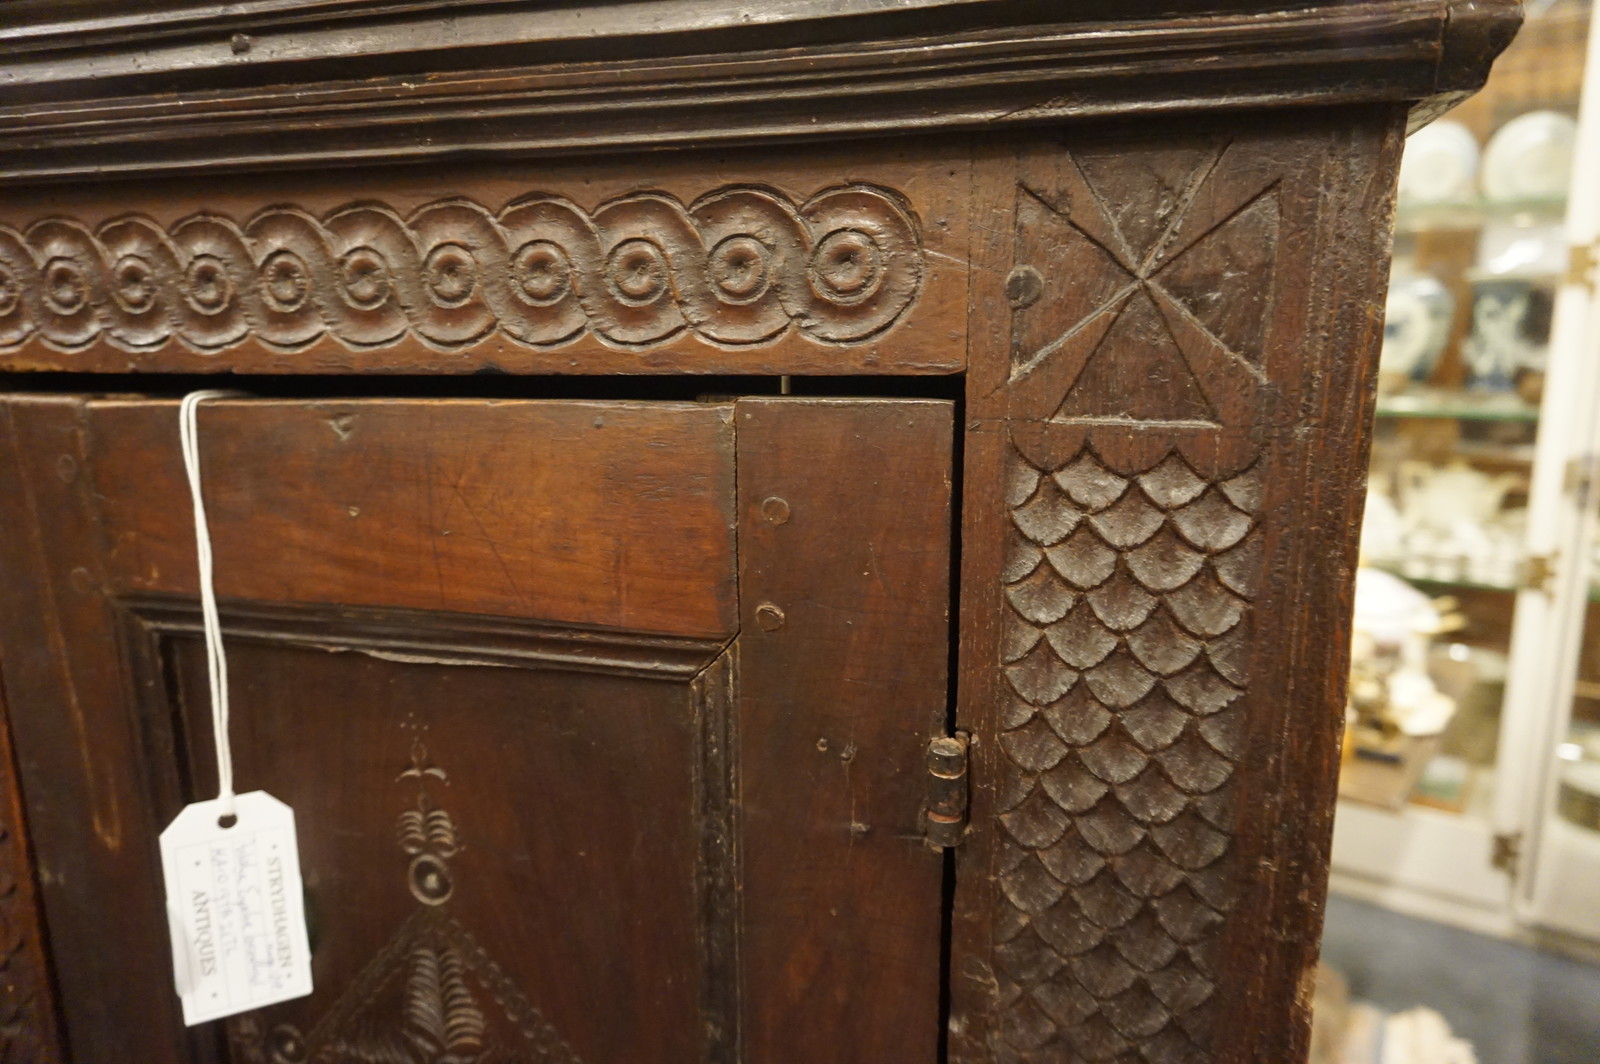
[1482,110,1578,202]
[1397,120,1479,204]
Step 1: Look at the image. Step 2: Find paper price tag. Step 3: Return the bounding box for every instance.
[159,791,314,1025]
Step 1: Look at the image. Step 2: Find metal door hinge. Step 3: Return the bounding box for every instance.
[924,733,970,848]
[1491,830,1522,879]
[1567,242,1598,290]
[1518,553,1557,594]
[1567,454,1600,510]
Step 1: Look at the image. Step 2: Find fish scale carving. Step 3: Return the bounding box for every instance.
[994,442,1262,1064]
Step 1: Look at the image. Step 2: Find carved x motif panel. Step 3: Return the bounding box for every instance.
[1009,142,1280,430]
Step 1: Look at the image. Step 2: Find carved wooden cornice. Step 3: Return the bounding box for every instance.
[0,0,1519,181]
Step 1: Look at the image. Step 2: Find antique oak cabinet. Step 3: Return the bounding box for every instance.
[0,3,1518,1063]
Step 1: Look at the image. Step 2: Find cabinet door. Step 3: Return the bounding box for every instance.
[0,395,952,1064]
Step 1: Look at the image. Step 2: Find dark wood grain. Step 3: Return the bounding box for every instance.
[0,392,965,1062]
[0,396,190,1062]
[734,397,953,1064]
[949,109,1407,1064]
[0,3,1527,1062]
[0,395,751,1061]
[0,2,1516,181]
[0,664,65,1064]
[165,624,725,1064]
[86,398,738,637]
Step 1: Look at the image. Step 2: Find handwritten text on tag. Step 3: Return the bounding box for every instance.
[160,791,313,1025]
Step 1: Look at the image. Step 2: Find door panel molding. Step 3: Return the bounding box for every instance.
[121,595,731,680]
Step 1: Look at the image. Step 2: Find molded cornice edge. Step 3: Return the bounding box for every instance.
[0,0,1521,180]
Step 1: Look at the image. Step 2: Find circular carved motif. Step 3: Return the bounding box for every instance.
[184,255,234,314]
[709,234,771,304]
[605,238,669,307]
[0,267,18,317]
[338,246,390,310]
[260,249,311,313]
[42,257,88,315]
[809,229,884,304]
[408,853,454,906]
[423,243,477,307]
[0,184,924,353]
[112,255,157,312]
[268,1024,307,1064]
[510,239,571,306]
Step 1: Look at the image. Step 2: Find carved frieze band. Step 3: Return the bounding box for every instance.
[991,140,1278,1063]
[0,185,922,354]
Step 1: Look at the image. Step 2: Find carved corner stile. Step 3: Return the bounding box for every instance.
[952,112,1407,1064]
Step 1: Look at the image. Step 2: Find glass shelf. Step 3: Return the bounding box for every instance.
[1373,569,1520,596]
[1375,390,1541,422]
[1395,196,1568,233]
[1368,565,1600,603]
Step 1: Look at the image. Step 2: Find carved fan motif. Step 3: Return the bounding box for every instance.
[231,765,581,1064]
[299,909,578,1064]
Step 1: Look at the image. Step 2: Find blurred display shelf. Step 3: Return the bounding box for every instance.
[1394,196,1568,233]
[1332,798,1512,914]
[1369,565,1518,595]
[1336,0,1600,947]
[1452,440,1538,463]
[1369,565,1600,602]
[1375,390,1542,422]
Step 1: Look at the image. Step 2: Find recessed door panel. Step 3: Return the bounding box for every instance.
[0,394,953,1064]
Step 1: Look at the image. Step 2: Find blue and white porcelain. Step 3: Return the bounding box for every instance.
[1380,268,1454,384]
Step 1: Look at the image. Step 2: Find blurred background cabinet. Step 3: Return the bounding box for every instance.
[1331,0,1600,948]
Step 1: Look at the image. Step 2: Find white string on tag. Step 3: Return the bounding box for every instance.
[162,390,314,1023]
[179,389,246,822]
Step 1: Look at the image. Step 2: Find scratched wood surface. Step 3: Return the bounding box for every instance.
[948,110,1408,1064]
[735,397,953,1064]
[0,666,64,1064]
[0,392,953,1063]
[87,398,739,637]
[0,396,182,1062]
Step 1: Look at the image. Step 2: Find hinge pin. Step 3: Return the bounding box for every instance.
[1567,242,1598,290]
[1518,553,1557,595]
[925,733,970,848]
[1491,830,1522,879]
